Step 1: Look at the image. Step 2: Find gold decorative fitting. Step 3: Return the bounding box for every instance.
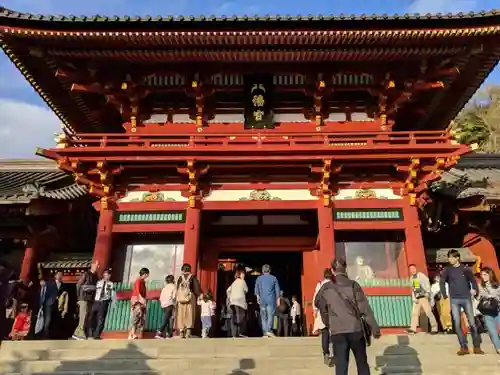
[407,183,415,191]
[101,197,108,210]
[322,194,331,207]
[188,195,196,208]
[196,115,203,127]
[319,81,326,88]
[131,116,137,132]
[386,81,395,89]
[436,158,445,166]
[192,81,198,88]
[410,169,417,178]
[380,114,387,125]
[409,193,417,206]
[103,186,110,194]
[121,82,128,90]
[315,115,322,126]
[470,143,479,150]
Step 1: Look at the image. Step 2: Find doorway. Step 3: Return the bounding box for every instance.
[217,251,303,337]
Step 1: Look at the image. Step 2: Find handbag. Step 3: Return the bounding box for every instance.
[330,283,372,346]
[477,297,500,317]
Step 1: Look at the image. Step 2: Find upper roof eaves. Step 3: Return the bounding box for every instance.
[1,7,500,31]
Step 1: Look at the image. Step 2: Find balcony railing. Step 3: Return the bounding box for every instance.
[63,130,453,149]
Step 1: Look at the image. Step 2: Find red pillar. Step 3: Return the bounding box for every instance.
[318,204,335,265]
[20,245,36,282]
[403,199,428,275]
[92,208,114,272]
[183,207,201,274]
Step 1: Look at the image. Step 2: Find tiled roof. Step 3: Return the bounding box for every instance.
[40,254,92,270]
[1,8,499,28]
[0,159,87,203]
[433,153,500,199]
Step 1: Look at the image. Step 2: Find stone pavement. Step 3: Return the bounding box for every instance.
[0,334,499,374]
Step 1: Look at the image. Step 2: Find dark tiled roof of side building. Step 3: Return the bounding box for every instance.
[433,153,500,199]
[0,159,87,203]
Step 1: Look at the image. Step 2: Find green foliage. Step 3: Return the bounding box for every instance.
[452,85,500,151]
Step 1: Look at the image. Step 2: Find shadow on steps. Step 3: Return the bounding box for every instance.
[5,342,257,375]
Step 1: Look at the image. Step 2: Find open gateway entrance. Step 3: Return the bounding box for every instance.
[217,251,303,337]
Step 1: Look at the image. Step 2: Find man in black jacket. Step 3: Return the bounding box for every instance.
[439,249,483,355]
[315,258,380,375]
[72,262,99,340]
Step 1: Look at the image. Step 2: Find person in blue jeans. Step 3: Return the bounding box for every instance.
[254,264,280,337]
[478,267,500,354]
[440,249,484,355]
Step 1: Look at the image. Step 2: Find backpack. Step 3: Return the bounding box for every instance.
[176,274,193,304]
[277,297,290,314]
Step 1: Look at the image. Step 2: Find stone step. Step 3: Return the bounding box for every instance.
[2,353,499,374]
[1,333,481,350]
[2,366,500,375]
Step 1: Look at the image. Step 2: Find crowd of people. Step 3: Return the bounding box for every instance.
[408,249,500,356]
[1,260,302,342]
[312,250,500,375]
[2,249,499,375]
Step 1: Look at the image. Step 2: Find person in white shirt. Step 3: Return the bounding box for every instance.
[313,268,334,367]
[430,274,452,333]
[227,270,249,338]
[88,269,115,339]
[290,295,301,336]
[156,275,176,339]
[197,292,216,338]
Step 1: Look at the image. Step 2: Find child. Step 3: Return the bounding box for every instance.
[128,267,149,340]
[129,301,145,339]
[156,275,176,339]
[9,303,31,341]
[197,291,215,338]
[290,295,301,336]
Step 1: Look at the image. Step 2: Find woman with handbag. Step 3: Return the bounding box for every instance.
[477,267,500,354]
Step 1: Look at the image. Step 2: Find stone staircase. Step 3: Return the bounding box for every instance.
[0,334,499,375]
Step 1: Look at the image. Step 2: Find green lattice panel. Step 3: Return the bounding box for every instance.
[367,295,412,327]
[104,300,164,331]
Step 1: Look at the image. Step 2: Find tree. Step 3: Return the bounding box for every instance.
[452,85,500,151]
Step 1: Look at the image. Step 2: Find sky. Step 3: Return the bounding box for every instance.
[0,0,499,158]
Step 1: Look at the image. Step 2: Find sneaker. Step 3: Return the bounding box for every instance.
[72,335,84,341]
[265,331,276,337]
[457,347,470,356]
[323,354,334,367]
[429,330,438,335]
[406,330,417,335]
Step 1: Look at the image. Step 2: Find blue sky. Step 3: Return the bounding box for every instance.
[0,0,499,157]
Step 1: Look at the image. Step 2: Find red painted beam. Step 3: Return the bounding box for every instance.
[333,221,406,231]
[112,223,186,233]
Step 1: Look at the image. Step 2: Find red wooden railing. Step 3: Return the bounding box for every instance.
[64,130,453,149]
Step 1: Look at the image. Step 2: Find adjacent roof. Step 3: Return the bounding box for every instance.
[1,8,500,132]
[0,159,87,204]
[432,153,500,199]
[40,253,92,270]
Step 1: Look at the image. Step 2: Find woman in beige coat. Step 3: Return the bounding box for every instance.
[313,268,334,367]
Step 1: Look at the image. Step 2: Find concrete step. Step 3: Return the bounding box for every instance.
[1,336,498,375]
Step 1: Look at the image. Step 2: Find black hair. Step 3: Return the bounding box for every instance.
[447,249,461,260]
[181,263,191,273]
[323,268,333,280]
[331,257,347,273]
[139,267,150,276]
[102,268,112,275]
[408,264,417,268]
[165,274,175,283]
